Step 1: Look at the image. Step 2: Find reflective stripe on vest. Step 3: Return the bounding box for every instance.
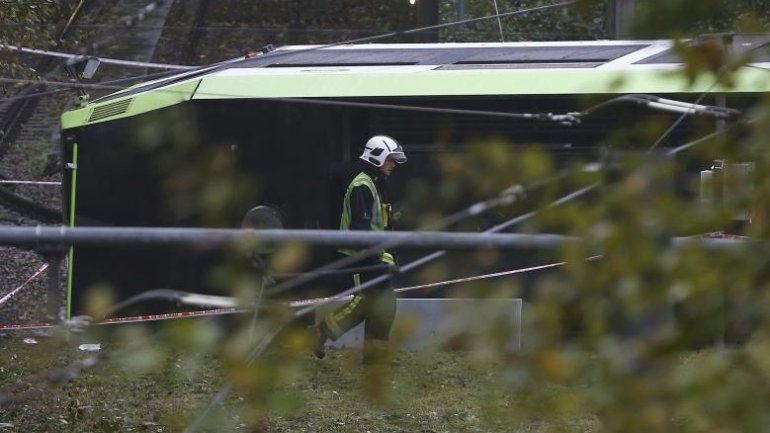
[339,172,391,260]
[340,172,384,232]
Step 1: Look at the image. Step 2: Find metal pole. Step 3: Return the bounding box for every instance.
[0,225,751,251]
[0,226,575,250]
[0,225,749,251]
[417,0,440,42]
[43,252,63,322]
[607,0,635,39]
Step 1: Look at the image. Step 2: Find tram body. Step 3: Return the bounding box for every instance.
[59,39,770,318]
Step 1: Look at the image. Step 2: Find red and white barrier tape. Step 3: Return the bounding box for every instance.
[0,258,595,330]
[0,264,49,307]
[0,322,53,330]
[0,308,244,331]
[0,180,61,185]
[98,308,245,325]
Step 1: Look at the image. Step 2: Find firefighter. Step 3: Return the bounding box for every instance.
[311,134,407,364]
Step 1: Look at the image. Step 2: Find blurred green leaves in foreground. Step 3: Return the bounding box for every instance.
[9,1,770,432]
[65,64,770,433]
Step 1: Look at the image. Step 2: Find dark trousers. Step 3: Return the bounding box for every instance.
[322,267,397,342]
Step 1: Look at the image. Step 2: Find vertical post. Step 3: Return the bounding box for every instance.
[44,251,64,322]
[416,0,439,42]
[715,94,727,132]
[714,62,730,349]
[64,137,78,320]
[606,0,636,39]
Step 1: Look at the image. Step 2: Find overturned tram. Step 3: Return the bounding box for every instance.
[59,38,770,318]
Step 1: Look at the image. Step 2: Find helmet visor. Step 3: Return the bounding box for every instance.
[390,147,407,164]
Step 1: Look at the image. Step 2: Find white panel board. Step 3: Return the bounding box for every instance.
[315,298,522,351]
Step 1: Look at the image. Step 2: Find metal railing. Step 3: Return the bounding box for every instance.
[0,224,749,321]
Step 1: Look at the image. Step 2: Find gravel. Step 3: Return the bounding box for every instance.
[0,94,67,328]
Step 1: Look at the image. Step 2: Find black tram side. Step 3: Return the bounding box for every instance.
[60,40,770,318]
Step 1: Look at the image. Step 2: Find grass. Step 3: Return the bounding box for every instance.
[0,331,598,433]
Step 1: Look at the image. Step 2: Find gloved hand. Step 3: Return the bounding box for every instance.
[381,251,403,288]
[381,251,395,265]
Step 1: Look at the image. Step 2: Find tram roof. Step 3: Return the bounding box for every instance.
[62,38,770,129]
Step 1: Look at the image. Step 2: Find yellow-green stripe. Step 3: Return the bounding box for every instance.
[65,142,78,319]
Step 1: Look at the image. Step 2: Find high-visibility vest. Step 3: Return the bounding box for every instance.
[340,172,384,231]
[339,172,394,264]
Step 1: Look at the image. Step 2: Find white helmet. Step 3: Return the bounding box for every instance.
[360,135,407,167]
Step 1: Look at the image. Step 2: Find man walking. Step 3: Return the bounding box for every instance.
[311,135,407,365]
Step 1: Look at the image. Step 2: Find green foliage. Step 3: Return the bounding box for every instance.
[0,0,77,85]
[634,0,770,37]
[0,338,599,433]
[0,0,64,46]
[439,0,608,41]
[9,1,770,432]
[155,0,419,65]
[439,0,770,41]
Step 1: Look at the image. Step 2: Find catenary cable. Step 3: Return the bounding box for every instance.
[1,1,577,106]
[5,74,738,130]
[1,4,744,426]
[187,156,585,432]
[242,100,740,365]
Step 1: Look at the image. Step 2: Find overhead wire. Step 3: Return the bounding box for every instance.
[0,67,199,104]
[0,1,184,225]
[5,45,756,433]
[376,255,602,295]
[0,0,750,424]
[2,2,573,382]
[137,32,756,431]
[185,2,607,415]
[0,0,208,405]
[236,179,599,365]
[1,3,748,130]
[255,1,577,61]
[581,94,740,120]
[237,117,736,367]
[300,184,599,313]
[1,1,578,105]
[492,0,506,42]
[262,172,570,299]
[240,62,751,363]
[0,2,588,414]
[6,0,592,329]
[0,44,195,70]
[0,0,186,107]
[3,0,746,341]
[4,75,576,123]
[666,127,729,156]
[644,37,770,153]
[647,89,715,153]
[0,22,590,36]
[0,0,175,151]
[0,73,738,129]
[308,183,593,303]
[0,42,746,124]
[0,20,609,48]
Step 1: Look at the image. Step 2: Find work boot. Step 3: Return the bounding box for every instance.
[309,324,327,359]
